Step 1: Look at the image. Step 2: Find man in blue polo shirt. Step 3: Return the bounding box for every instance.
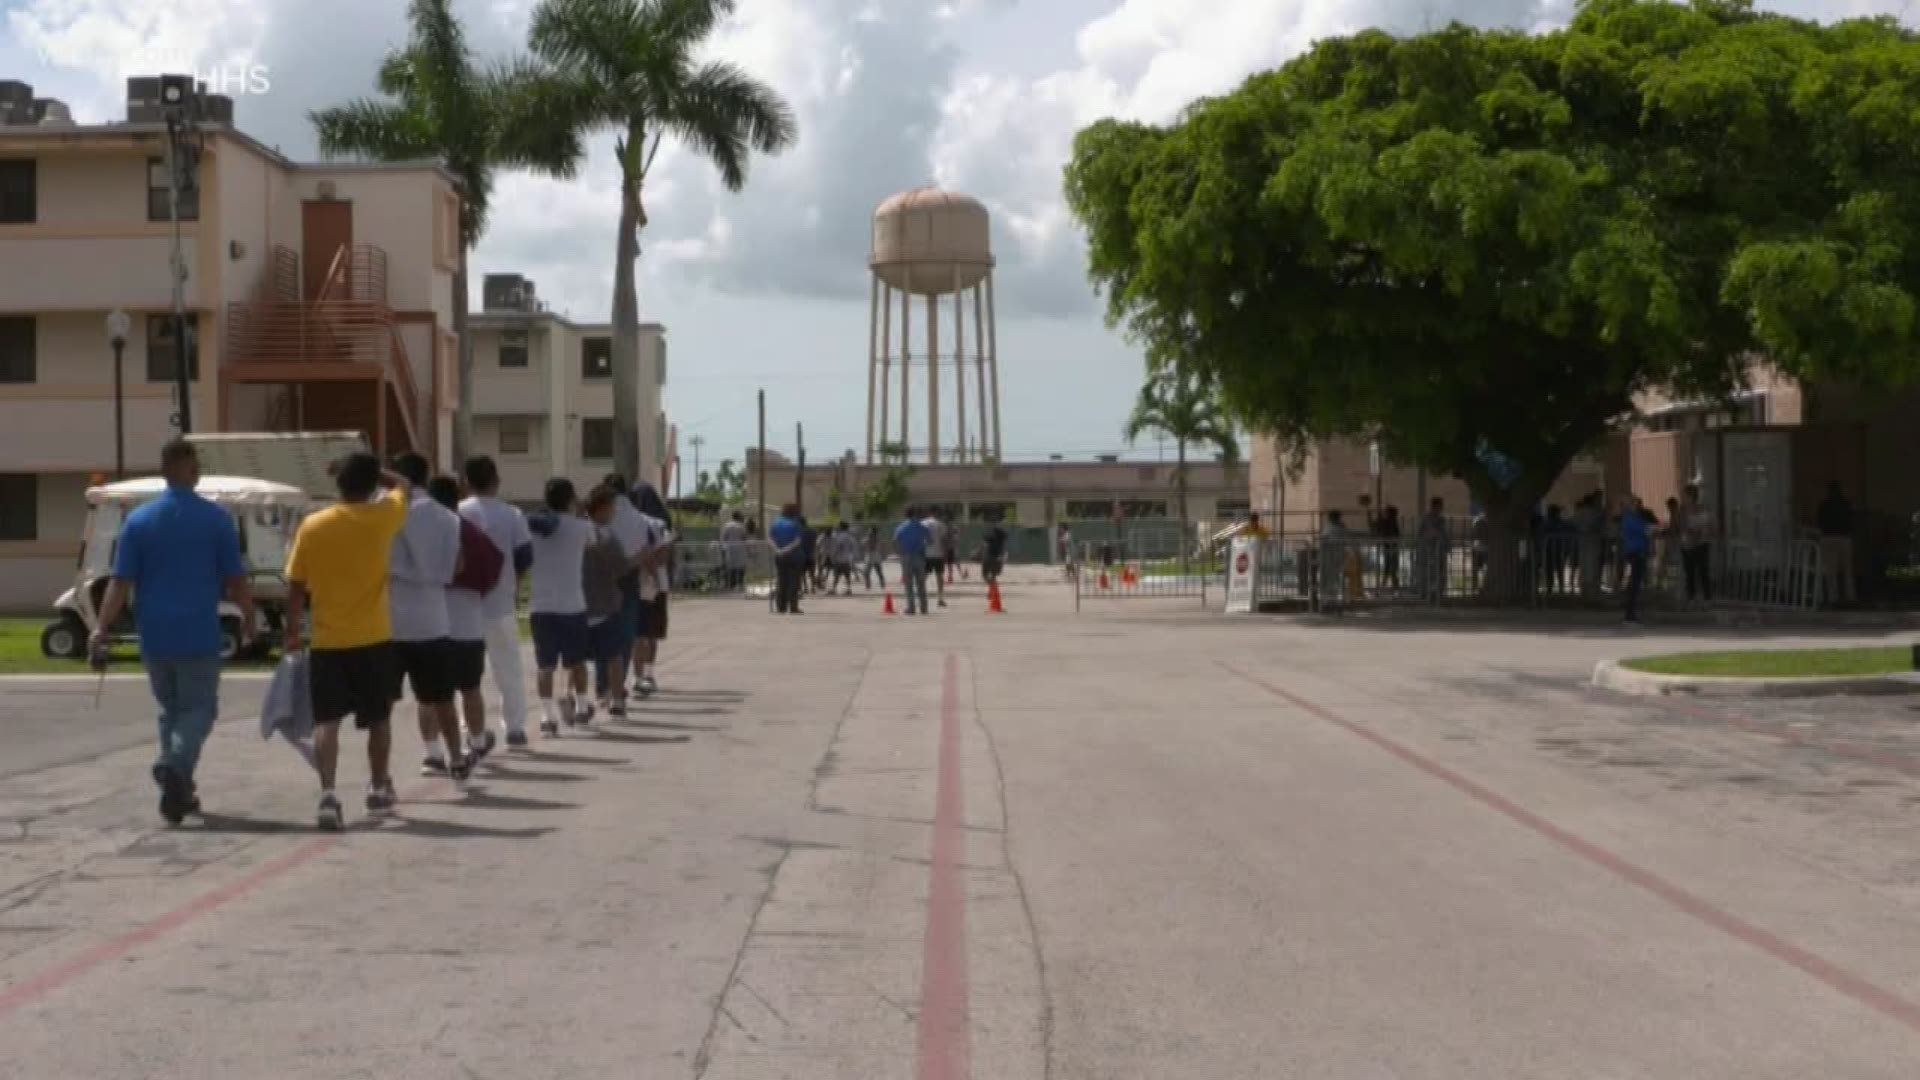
[93,440,256,825]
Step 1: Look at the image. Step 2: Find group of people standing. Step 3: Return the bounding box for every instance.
[765,505,1006,616]
[100,438,673,832]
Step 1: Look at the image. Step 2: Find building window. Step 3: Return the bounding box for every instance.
[1216,499,1252,520]
[0,317,34,383]
[582,337,612,380]
[581,418,614,461]
[1120,500,1168,519]
[0,160,33,224]
[967,502,1014,523]
[499,329,529,369]
[1065,500,1114,521]
[498,418,532,456]
[0,474,35,541]
[146,315,199,382]
[147,157,200,221]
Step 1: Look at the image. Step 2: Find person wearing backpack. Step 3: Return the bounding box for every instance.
[430,476,504,762]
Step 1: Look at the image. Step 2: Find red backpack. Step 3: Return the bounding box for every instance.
[452,517,505,594]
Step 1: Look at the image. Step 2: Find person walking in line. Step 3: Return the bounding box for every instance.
[630,482,676,696]
[980,516,1008,584]
[527,478,595,737]
[924,508,951,609]
[1621,497,1653,625]
[459,457,534,748]
[770,504,806,614]
[388,453,466,783]
[1818,481,1856,605]
[1680,483,1715,607]
[429,477,502,763]
[720,511,749,592]
[92,439,255,825]
[283,452,411,831]
[863,523,888,591]
[582,486,635,717]
[895,507,933,615]
[600,473,649,704]
[827,523,856,595]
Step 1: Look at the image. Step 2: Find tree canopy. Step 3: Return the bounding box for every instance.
[1065,0,1920,521]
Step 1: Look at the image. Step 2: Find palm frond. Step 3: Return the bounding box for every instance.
[377,48,420,97]
[667,60,796,189]
[482,57,589,179]
[310,98,438,161]
[530,0,649,84]
[641,0,737,55]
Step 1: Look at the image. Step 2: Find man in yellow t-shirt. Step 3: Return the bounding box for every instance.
[283,451,411,832]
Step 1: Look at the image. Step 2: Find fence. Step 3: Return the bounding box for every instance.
[1720,533,1824,611]
[1073,540,1211,609]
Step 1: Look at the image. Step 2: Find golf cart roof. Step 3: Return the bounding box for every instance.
[187,432,369,499]
[86,475,311,507]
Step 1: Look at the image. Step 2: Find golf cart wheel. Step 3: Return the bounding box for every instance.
[218,617,244,663]
[41,616,86,660]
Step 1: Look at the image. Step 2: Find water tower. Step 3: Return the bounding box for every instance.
[867,187,1002,465]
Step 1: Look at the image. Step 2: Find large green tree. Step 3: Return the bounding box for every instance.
[311,0,578,464]
[1067,0,1920,592]
[528,0,797,485]
[1123,366,1240,537]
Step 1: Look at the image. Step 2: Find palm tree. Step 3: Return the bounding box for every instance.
[310,0,579,464]
[528,0,797,483]
[1124,367,1241,542]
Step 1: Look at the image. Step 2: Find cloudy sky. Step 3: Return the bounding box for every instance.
[2,0,1903,476]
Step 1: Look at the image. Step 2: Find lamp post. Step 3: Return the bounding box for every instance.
[106,310,130,479]
[158,74,199,434]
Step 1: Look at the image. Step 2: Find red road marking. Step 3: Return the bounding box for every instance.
[0,837,339,1018]
[917,653,972,1080]
[1223,663,1920,1037]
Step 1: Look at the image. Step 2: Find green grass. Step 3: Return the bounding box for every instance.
[1624,647,1913,679]
[0,618,277,675]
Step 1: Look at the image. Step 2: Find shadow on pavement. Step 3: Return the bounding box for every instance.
[193,813,303,834]
[451,791,581,813]
[591,730,693,745]
[359,816,557,841]
[630,705,734,717]
[475,765,591,783]
[615,718,722,732]
[520,751,632,766]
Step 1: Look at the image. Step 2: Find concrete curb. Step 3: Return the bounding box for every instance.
[1591,660,1920,699]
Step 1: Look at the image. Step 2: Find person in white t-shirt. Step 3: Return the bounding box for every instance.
[459,457,534,748]
[527,477,595,737]
[923,510,951,609]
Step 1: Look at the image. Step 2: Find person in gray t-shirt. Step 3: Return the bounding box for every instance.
[582,486,635,715]
[527,479,595,736]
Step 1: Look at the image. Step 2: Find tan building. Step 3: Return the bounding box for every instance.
[0,76,459,609]
[468,273,668,504]
[748,450,1249,526]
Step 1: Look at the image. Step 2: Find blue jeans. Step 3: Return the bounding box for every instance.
[145,656,222,783]
[903,553,930,613]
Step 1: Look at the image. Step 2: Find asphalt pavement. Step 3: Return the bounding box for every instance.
[2,573,1918,1078]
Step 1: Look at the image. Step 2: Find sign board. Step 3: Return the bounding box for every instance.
[1225,536,1258,614]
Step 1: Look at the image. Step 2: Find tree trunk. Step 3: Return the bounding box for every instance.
[451,244,473,469]
[610,146,644,486]
[1175,439,1188,570]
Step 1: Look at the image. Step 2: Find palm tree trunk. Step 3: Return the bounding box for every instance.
[610,145,643,484]
[452,243,473,468]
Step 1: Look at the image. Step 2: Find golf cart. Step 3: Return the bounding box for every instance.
[39,475,311,663]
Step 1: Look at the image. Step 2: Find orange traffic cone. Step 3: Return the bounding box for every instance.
[882,592,897,615]
[988,581,1006,614]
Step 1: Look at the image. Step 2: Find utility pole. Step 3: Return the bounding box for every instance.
[160,76,200,434]
[756,389,766,523]
[795,421,806,511]
[689,434,705,497]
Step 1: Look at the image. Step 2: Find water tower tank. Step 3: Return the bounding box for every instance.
[870,187,994,296]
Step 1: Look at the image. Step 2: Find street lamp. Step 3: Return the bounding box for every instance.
[105,309,130,479]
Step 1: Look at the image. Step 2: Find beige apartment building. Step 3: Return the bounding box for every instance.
[467,273,669,504]
[0,76,459,610]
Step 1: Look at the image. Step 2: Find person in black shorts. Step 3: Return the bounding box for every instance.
[284,452,412,831]
[428,476,496,762]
